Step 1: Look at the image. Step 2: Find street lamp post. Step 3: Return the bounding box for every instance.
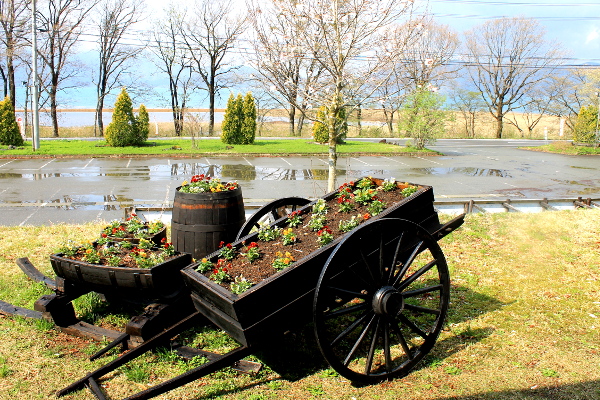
[31,0,40,151]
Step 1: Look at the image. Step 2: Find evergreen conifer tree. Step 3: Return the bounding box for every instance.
[241,92,257,144]
[135,104,150,145]
[573,105,598,144]
[313,106,329,143]
[221,93,243,144]
[313,105,347,144]
[105,88,136,147]
[0,96,24,146]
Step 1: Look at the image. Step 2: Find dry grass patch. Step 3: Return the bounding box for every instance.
[0,211,599,399]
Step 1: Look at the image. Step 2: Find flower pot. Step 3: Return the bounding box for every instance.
[103,225,167,245]
[49,250,193,301]
[172,186,246,260]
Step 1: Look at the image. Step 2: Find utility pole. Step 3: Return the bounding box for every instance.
[596,92,600,147]
[31,0,40,150]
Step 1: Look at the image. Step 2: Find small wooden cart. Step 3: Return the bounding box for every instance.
[12,178,466,399]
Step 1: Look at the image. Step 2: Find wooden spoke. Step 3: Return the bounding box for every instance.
[314,218,450,383]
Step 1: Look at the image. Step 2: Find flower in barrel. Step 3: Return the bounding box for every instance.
[179,174,239,193]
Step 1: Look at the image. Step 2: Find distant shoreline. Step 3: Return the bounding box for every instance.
[15,108,227,113]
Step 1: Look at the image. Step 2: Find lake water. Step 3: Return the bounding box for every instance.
[15,110,226,128]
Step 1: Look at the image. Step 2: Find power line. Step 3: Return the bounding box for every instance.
[429,0,600,7]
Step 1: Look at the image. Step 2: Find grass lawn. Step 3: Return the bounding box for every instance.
[0,210,598,399]
[524,141,600,155]
[0,138,438,158]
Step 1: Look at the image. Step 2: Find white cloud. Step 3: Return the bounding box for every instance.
[586,28,599,44]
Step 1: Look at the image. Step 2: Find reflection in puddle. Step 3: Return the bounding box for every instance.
[411,167,512,177]
[169,162,391,181]
[44,194,135,211]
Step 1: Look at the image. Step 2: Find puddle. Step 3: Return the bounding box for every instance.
[411,167,512,177]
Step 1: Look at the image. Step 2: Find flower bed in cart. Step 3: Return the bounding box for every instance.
[194,177,421,294]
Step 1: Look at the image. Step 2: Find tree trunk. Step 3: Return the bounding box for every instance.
[327,137,337,192]
[383,107,394,136]
[296,112,305,136]
[7,59,16,109]
[494,103,503,139]
[95,100,105,136]
[469,112,476,138]
[208,79,215,136]
[0,67,7,98]
[288,106,296,136]
[174,108,183,136]
[327,104,340,193]
[357,105,362,136]
[50,82,60,137]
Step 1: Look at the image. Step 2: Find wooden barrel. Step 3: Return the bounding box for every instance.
[172,187,246,260]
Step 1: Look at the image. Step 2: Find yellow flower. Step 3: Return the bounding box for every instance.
[201,258,208,263]
[182,180,189,186]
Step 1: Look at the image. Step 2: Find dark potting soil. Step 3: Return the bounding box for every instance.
[203,187,409,290]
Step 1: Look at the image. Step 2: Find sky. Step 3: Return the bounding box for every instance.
[51,0,600,110]
[425,0,600,63]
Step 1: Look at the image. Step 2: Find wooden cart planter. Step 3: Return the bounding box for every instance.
[49,249,192,301]
[55,178,465,400]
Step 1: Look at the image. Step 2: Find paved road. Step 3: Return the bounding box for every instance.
[0,139,598,226]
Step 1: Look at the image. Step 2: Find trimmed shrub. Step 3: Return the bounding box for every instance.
[0,96,24,146]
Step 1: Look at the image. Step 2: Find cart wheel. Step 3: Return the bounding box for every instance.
[313,218,450,383]
[236,197,311,240]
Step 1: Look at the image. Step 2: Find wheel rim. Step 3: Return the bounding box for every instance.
[313,218,450,382]
[236,197,311,240]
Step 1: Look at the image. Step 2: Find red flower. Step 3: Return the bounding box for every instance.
[161,237,167,243]
[219,241,225,248]
[101,233,107,238]
[363,213,371,220]
[226,243,232,249]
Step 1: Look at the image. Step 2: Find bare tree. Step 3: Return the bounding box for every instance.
[506,85,555,137]
[546,67,600,133]
[0,0,29,107]
[149,5,194,136]
[181,0,246,136]
[93,0,145,136]
[248,1,323,136]
[449,88,486,138]
[463,17,563,139]
[397,19,460,91]
[271,0,418,191]
[36,0,100,137]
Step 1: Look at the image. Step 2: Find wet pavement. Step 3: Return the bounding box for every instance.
[1,139,598,226]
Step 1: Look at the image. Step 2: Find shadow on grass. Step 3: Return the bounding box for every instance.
[434,380,600,400]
